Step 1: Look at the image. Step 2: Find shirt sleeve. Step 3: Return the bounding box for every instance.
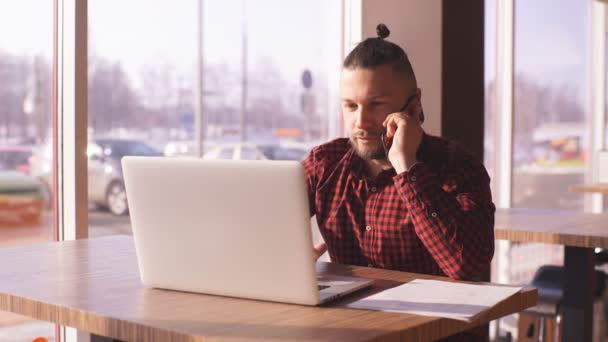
[393,161,495,280]
[301,150,317,217]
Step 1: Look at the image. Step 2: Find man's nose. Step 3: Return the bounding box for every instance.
[354,107,374,129]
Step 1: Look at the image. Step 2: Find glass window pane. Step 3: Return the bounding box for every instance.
[508,0,587,322]
[88,0,342,237]
[0,0,55,339]
[486,3,589,336]
[513,0,587,211]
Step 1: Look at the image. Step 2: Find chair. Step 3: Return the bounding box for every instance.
[519,265,606,342]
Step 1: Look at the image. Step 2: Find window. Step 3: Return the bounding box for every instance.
[512,0,588,211]
[504,0,589,286]
[0,0,55,340]
[88,0,342,236]
[485,2,590,337]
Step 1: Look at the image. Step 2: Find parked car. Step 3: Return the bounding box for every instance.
[203,143,309,161]
[88,138,162,215]
[164,140,218,157]
[30,138,162,216]
[0,146,34,174]
[0,170,44,225]
[257,145,309,161]
[203,143,268,160]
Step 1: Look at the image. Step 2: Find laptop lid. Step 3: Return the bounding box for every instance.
[122,157,320,305]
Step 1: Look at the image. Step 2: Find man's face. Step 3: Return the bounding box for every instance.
[340,64,415,161]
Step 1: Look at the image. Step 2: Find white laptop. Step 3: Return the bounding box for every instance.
[122,157,373,305]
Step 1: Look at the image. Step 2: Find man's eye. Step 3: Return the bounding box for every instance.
[370,101,385,107]
[344,103,357,111]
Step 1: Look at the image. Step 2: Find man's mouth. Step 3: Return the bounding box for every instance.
[355,134,381,143]
[354,132,381,139]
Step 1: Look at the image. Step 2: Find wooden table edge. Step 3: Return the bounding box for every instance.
[494,228,608,249]
[0,281,538,342]
[0,237,539,341]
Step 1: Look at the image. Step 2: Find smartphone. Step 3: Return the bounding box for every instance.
[381,129,392,156]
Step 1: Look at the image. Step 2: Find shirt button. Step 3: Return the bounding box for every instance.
[410,176,417,182]
[370,187,377,192]
[431,212,438,218]
[365,226,372,231]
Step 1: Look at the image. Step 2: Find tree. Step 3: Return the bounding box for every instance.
[28,55,52,144]
[0,51,27,141]
[89,57,139,134]
[139,62,192,130]
[486,74,585,148]
[247,57,288,130]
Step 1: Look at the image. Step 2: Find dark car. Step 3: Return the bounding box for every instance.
[0,146,34,174]
[88,138,162,215]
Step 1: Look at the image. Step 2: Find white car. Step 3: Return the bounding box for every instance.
[202,143,309,161]
[164,140,218,157]
[203,143,268,160]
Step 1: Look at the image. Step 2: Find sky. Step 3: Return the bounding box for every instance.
[485,0,589,94]
[0,0,591,100]
[0,0,342,91]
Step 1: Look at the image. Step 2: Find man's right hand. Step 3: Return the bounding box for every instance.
[313,242,328,261]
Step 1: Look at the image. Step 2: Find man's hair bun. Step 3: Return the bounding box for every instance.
[376,23,390,39]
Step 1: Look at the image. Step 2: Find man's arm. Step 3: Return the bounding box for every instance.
[302,149,317,218]
[393,161,495,280]
[303,149,329,261]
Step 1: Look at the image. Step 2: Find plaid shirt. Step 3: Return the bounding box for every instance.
[303,133,495,341]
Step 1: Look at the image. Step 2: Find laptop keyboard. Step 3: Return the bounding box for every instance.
[318,285,330,291]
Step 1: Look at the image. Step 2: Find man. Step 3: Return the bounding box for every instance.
[302,24,495,341]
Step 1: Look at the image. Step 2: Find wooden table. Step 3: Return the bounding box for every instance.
[0,236,536,341]
[495,208,608,342]
[568,184,608,194]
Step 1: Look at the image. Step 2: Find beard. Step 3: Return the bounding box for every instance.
[349,131,387,161]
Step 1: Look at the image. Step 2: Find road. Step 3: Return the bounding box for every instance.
[89,210,133,237]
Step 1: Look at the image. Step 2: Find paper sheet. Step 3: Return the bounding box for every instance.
[348,279,522,322]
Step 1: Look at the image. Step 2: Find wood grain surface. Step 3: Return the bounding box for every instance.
[0,236,536,341]
[495,208,608,248]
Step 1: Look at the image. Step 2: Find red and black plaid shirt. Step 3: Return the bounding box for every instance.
[303,133,495,341]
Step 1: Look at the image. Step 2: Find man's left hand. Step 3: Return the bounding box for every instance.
[383,99,424,174]
[313,242,327,261]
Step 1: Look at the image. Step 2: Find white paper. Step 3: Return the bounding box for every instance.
[348,279,522,322]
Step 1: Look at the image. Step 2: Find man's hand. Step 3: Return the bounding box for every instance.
[382,94,424,174]
[313,242,327,261]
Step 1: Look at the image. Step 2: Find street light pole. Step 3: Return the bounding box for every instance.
[194,0,205,157]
